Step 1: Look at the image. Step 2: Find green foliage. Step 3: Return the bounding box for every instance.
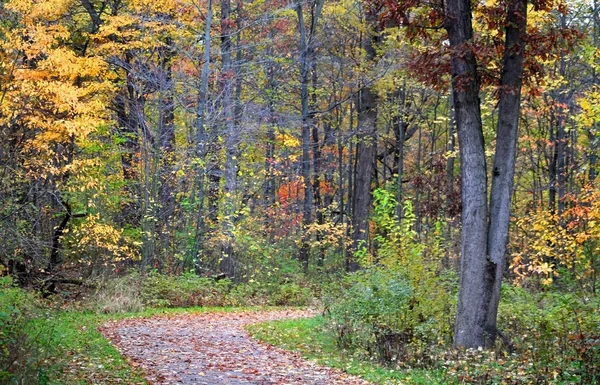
[140,271,233,308]
[323,267,454,366]
[0,277,54,384]
[248,316,447,385]
[89,271,315,310]
[323,190,455,365]
[228,281,312,307]
[253,287,598,385]
[493,287,600,384]
[44,311,148,384]
[231,221,304,280]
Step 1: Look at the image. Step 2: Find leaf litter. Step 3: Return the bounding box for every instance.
[100,309,373,385]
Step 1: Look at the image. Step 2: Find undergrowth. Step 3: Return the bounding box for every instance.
[85,270,315,314]
[1,267,316,384]
[248,316,447,385]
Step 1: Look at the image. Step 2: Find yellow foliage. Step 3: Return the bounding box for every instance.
[512,188,600,286]
[64,214,139,266]
[276,132,301,148]
[1,0,113,182]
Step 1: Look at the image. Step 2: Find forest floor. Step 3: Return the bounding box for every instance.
[100,309,373,385]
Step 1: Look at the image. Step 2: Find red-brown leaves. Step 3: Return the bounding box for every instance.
[366,0,583,94]
[101,310,374,385]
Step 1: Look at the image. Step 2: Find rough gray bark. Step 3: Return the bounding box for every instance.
[445,0,490,348]
[448,0,528,348]
[350,8,378,272]
[484,0,527,347]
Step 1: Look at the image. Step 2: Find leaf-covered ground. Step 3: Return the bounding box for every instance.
[100,309,373,384]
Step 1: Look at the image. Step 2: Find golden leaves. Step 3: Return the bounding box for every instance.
[512,188,600,286]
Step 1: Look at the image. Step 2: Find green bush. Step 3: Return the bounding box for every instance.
[140,271,232,308]
[227,280,313,307]
[323,191,455,366]
[269,283,312,306]
[493,287,600,384]
[87,269,315,311]
[324,267,454,366]
[0,276,54,384]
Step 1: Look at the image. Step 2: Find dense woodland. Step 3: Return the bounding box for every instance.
[0,0,599,383]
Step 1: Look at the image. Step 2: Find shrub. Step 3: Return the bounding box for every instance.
[324,267,454,366]
[227,280,313,307]
[323,191,455,366]
[140,271,232,308]
[0,276,54,384]
[91,274,145,314]
[494,287,600,384]
[269,283,312,306]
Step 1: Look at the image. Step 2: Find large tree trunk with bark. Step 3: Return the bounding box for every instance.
[448,0,527,348]
[445,0,490,348]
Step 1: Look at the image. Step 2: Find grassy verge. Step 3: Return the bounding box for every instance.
[247,315,448,385]
[40,306,269,384]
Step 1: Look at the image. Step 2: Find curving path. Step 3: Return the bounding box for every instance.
[100,309,373,385]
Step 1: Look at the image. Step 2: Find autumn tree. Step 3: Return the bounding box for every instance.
[371,0,538,346]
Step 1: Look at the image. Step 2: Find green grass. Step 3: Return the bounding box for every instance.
[247,316,448,385]
[36,306,272,384]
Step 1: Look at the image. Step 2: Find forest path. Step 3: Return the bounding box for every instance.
[100,309,372,385]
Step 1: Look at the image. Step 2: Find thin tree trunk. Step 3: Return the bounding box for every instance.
[310,60,326,267]
[395,87,406,221]
[158,37,176,269]
[193,0,213,273]
[296,0,324,273]
[220,0,237,278]
[444,91,456,268]
[590,0,599,183]
[296,1,313,273]
[350,8,378,272]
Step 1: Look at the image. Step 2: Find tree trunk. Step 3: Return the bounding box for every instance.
[445,0,490,348]
[484,0,527,347]
[350,8,378,272]
[193,0,213,273]
[395,87,406,221]
[590,0,599,183]
[158,37,176,268]
[220,0,237,278]
[296,0,324,273]
[444,91,457,268]
[296,1,313,273]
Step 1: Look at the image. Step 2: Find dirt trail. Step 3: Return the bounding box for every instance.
[101,309,373,385]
